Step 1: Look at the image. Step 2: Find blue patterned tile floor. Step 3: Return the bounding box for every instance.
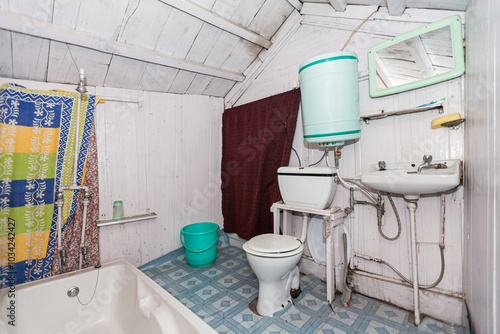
[140,246,457,334]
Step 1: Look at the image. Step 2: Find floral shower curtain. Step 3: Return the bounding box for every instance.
[52,121,100,275]
[0,83,97,287]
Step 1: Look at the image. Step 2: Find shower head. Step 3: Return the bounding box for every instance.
[76,68,88,94]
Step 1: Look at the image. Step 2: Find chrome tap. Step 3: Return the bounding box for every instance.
[417,155,447,172]
[417,155,433,172]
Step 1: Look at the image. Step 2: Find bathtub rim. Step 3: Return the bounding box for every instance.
[0,259,218,334]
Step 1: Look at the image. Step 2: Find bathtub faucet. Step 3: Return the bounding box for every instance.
[60,249,67,264]
[81,246,88,261]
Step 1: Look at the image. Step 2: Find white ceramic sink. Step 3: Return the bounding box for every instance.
[360,159,462,200]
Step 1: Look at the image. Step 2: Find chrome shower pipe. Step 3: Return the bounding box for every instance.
[56,69,92,272]
[55,191,65,270]
[78,190,91,270]
[72,69,87,188]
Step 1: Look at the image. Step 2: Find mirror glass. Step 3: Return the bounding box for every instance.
[368,16,464,98]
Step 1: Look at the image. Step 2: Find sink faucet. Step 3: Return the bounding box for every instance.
[417,155,447,172]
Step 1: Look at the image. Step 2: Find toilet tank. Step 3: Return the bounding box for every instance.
[277,167,337,209]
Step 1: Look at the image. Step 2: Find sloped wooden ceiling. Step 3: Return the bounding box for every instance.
[0,0,297,97]
[0,0,468,98]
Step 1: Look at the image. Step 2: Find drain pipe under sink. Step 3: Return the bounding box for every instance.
[406,200,420,325]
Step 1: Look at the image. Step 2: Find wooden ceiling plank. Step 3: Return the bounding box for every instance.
[375,54,395,88]
[230,0,266,28]
[0,29,13,78]
[8,0,53,21]
[328,0,347,12]
[186,23,224,63]
[46,41,85,85]
[248,0,294,40]
[52,0,82,29]
[204,31,241,69]
[404,36,436,77]
[168,70,197,94]
[138,63,179,92]
[158,0,272,49]
[105,56,148,90]
[155,9,204,58]
[225,10,302,108]
[386,0,406,16]
[118,0,173,50]
[0,10,244,82]
[74,0,130,41]
[405,0,468,11]
[203,77,236,97]
[286,0,303,11]
[302,3,378,19]
[11,32,50,81]
[186,73,213,95]
[221,38,262,73]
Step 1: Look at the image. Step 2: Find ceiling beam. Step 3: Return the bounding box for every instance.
[375,54,396,88]
[0,10,245,82]
[328,0,347,12]
[386,0,406,16]
[225,10,302,108]
[158,0,272,49]
[286,0,303,11]
[405,36,436,78]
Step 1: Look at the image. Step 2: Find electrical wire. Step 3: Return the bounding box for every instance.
[340,10,378,51]
[308,150,327,167]
[284,90,302,167]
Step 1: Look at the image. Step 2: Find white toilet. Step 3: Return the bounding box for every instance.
[243,166,337,316]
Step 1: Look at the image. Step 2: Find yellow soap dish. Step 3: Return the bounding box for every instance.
[431,113,465,129]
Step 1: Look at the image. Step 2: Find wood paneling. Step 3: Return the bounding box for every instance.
[236,10,465,323]
[464,0,500,332]
[0,77,223,269]
[0,30,12,78]
[95,87,224,267]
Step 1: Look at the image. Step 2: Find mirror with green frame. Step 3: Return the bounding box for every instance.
[368,15,465,98]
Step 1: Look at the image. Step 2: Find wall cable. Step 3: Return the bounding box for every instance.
[340,10,379,51]
[284,90,302,167]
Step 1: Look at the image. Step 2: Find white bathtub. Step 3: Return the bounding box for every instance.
[0,259,217,334]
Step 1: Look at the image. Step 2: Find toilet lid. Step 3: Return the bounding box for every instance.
[246,234,301,253]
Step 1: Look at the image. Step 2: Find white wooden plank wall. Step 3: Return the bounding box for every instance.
[0,77,224,268]
[95,87,224,267]
[463,0,500,332]
[234,7,465,324]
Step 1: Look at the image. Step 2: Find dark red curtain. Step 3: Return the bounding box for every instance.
[221,89,300,240]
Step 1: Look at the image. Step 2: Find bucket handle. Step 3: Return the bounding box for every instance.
[180,227,220,253]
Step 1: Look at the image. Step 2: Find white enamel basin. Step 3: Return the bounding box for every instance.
[360,159,462,200]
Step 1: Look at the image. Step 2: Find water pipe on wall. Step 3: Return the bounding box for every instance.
[56,69,92,272]
[328,146,446,325]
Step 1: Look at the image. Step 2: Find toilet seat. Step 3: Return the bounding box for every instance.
[243,234,303,258]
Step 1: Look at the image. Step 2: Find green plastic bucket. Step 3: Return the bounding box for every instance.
[180,222,220,268]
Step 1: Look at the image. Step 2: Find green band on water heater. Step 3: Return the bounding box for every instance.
[304,129,361,139]
[299,55,358,73]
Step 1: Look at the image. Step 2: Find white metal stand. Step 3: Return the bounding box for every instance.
[270,201,346,303]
